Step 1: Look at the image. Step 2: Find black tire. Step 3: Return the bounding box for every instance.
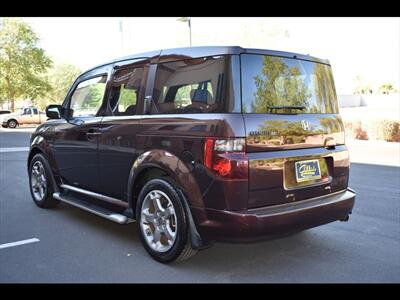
[7,119,18,128]
[28,153,59,208]
[136,177,197,263]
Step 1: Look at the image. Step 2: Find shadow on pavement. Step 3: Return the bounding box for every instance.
[3,150,398,282]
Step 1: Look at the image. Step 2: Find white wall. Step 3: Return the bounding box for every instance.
[338,94,400,109]
[360,94,400,108]
[338,95,362,107]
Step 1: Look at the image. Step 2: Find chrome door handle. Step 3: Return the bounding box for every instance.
[86,128,101,140]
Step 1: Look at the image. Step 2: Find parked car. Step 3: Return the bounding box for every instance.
[0,110,11,124]
[2,107,46,128]
[27,46,356,263]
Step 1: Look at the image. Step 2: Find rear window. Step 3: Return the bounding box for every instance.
[241,54,339,114]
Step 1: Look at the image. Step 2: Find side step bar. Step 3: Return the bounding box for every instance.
[53,192,134,224]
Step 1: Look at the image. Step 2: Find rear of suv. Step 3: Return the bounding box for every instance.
[28,46,356,263]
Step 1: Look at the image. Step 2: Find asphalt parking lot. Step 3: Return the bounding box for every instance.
[0,127,399,283]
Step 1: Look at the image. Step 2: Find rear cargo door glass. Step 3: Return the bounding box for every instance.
[241,54,339,114]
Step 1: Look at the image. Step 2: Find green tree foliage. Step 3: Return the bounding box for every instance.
[34,62,81,110]
[353,75,373,95]
[82,84,105,109]
[318,116,342,133]
[0,18,52,111]
[118,88,136,110]
[252,56,311,113]
[258,120,309,141]
[313,63,338,113]
[174,85,192,107]
[379,83,396,95]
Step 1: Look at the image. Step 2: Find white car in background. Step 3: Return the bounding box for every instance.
[1,107,46,128]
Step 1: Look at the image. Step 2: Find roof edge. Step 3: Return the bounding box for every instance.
[80,46,330,77]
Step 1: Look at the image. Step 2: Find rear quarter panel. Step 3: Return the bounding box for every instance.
[137,113,247,210]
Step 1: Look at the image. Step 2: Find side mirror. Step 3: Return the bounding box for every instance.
[46,104,63,119]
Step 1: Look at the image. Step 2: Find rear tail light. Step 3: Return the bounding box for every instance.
[203,138,248,180]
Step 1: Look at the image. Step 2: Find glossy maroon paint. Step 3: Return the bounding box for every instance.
[28,46,356,247]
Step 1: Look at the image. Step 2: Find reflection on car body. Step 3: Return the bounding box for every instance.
[27,46,356,263]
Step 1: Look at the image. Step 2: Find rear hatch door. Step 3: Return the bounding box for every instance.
[240,53,349,208]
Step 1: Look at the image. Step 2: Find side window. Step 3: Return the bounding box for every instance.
[23,108,31,115]
[69,75,107,118]
[109,67,143,116]
[32,108,38,115]
[152,56,226,114]
[166,81,213,110]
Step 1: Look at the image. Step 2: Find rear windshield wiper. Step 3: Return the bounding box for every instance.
[267,105,306,110]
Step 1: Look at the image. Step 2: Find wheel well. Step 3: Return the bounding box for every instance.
[27,148,43,169]
[8,119,18,124]
[130,167,169,209]
[130,166,206,250]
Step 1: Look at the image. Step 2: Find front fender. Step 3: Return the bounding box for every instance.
[2,116,15,124]
[127,149,203,209]
[28,125,61,189]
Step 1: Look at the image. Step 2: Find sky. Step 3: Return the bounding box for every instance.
[19,17,400,95]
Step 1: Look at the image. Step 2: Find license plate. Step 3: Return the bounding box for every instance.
[295,159,322,183]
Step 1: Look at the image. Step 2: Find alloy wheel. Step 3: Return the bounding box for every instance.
[140,190,178,253]
[30,160,47,201]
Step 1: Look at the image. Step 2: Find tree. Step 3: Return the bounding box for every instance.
[0,83,6,108]
[118,88,137,109]
[0,18,52,111]
[313,63,338,113]
[82,83,106,110]
[379,83,396,95]
[353,75,373,95]
[34,62,81,110]
[252,56,311,113]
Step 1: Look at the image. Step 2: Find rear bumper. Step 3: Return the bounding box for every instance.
[191,188,356,243]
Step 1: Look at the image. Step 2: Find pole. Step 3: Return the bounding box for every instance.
[188,18,192,47]
[119,17,123,54]
[177,17,192,47]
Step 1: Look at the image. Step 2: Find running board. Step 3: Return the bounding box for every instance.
[53,192,134,224]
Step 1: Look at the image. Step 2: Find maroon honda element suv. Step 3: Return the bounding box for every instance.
[28,46,356,263]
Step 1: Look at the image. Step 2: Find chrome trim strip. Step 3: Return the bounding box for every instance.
[247,189,355,217]
[347,187,356,194]
[247,145,347,160]
[101,115,143,121]
[60,184,129,208]
[53,193,131,224]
